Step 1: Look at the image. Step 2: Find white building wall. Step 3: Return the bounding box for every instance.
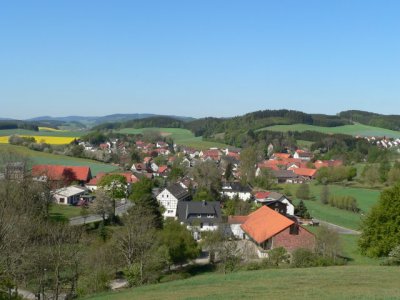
[157,189,179,218]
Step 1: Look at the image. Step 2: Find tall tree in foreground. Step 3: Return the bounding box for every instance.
[114,206,165,286]
[359,183,400,257]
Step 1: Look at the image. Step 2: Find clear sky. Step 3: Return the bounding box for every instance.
[0,0,399,119]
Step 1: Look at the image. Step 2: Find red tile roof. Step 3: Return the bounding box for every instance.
[87,172,139,186]
[289,167,317,177]
[272,153,291,159]
[158,165,168,174]
[228,216,249,224]
[241,206,294,244]
[32,165,91,182]
[254,191,271,200]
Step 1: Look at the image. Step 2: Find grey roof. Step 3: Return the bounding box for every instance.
[177,201,222,224]
[222,182,252,193]
[272,170,298,179]
[166,183,190,201]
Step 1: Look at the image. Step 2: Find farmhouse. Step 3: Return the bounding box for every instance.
[32,165,92,185]
[240,206,315,258]
[177,200,222,240]
[156,183,191,218]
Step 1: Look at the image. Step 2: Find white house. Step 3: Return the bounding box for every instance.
[227,216,248,239]
[156,183,191,218]
[221,182,252,201]
[52,186,87,205]
[254,191,295,216]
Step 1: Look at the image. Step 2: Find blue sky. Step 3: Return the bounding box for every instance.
[0,0,399,119]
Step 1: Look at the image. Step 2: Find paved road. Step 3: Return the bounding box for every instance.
[315,219,360,235]
[69,201,133,226]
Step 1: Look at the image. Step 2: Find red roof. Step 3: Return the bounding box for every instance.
[158,165,168,174]
[289,167,317,177]
[32,165,91,182]
[272,153,291,159]
[254,191,271,200]
[87,172,139,186]
[228,216,248,224]
[241,206,294,244]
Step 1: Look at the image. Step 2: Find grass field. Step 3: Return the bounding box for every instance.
[50,203,82,221]
[0,144,118,175]
[0,128,85,137]
[284,184,380,230]
[260,123,400,138]
[117,127,229,149]
[86,266,400,300]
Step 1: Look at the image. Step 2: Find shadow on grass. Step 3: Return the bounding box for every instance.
[49,213,69,223]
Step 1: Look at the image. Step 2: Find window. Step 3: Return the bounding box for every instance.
[59,197,65,203]
[207,214,214,218]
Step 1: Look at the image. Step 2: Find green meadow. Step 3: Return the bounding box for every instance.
[0,144,118,175]
[284,183,380,230]
[86,266,400,300]
[0,128,86,137]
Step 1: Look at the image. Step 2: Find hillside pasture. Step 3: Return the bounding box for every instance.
[86,266,400,300]
[284,184,380,230]
[260,123,400,138]
[117,127,229,149]
[0,144,118,175]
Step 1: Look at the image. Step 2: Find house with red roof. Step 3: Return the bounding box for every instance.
[240,206,315,258]
[32,165,92,186]
[270,153,292,160]
[314,159,343,169]
[86,172,139,191]
[288,167,317,179]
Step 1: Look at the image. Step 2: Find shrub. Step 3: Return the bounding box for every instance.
[263,247,290,267]
[291,248,317,268]
[382,245,400,266]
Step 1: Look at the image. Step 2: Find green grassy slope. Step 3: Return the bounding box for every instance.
[285,184,380,230]
[86,266,400,300]
[117,127,229,149]
[0,144,118,175]
[260,123,400,138]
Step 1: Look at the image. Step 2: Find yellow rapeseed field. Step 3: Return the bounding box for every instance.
[0,135,77,145]
[38,127,65,132]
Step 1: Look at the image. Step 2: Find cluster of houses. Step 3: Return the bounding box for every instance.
[358,135,400,150]
[155,180,315,257]
[2,142,346,258]
[256,150,343,183]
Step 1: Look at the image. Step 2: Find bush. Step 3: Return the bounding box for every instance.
[328,195,360,213]
[263,247,290,267]
[381,245,400,266]
[291,248,317,268]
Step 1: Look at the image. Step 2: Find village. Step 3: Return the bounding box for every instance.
[4,136,344,262]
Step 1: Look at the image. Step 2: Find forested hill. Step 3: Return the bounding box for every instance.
[185,110,350,137]
[339,110,400,131]
[92,116,185,130]
[91,109,353,138]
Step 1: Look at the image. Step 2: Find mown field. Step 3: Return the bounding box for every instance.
[86,266,400,300]
[0,144,118,175]
[283,183,380,230]
[260,123,400,138]
[117,127,229,149]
